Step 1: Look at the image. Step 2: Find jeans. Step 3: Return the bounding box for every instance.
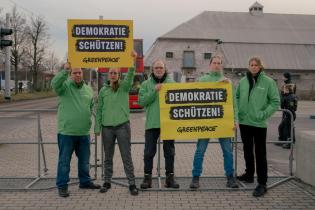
[239,124,267,185]
[56,134,91,188]
[192,138,234,177]
[144,128,175,175]
[102,122,136,185]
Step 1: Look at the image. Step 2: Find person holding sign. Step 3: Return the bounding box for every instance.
[95,51,139,196]
[138,59,180,189]
[52,63,100,198]
[190,55,239,189]
[236,57,280,197]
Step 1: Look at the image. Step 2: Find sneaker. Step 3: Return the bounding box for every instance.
[226,176,239,188]
[189,176,200,189]
[99,182,111,193]
[253,184,267,197]
[237,173,254,183]
[129,185,139,196]
[79,182,101,189]
[58,186,69,198]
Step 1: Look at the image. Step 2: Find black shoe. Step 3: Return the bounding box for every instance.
[164,173,180,188]
[79,182,101,189]
[226,176,239,188]
[99,182,111,193]
[189,176,200,189]
[237,173,254,183]
[253,184,267,197]
[58,186,69,198]
[140,174,152,189]
[274,142,283,146]
[129,185,139,196]
[282,144,291,149]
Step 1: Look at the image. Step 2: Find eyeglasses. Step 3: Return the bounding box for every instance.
[109,72,118,75]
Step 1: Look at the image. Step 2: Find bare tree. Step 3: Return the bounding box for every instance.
[25,15,49,91]
[10,6,28,94]
[44,51,60,74]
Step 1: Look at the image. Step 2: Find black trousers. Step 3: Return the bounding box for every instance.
[239,124,267,185]
[143,128,175,175]
[278,116,295,143]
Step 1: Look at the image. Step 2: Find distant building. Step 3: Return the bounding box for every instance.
[145,1,315,99]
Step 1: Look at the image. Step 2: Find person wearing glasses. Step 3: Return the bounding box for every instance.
[95,51,139,196]
[138,59,180,189]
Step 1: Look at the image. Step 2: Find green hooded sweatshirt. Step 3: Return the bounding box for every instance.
[236,71,280,128]
[197,71,239,122]
[51,70,94,136]
[94,68,134,133]
[138,74,174,130]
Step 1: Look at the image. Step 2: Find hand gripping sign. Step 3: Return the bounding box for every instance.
[68,19,133,68]
[159,82,235,140]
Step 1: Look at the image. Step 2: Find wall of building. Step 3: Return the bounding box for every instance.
[145,39,315,99]
[145,39,218,76]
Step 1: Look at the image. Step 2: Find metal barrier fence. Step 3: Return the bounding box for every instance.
[0,109,294,191]
[0,109,98,190]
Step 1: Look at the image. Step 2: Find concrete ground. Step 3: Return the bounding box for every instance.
[0,99,315,210]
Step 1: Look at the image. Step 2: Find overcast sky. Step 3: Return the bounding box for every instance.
[2,0,315,61]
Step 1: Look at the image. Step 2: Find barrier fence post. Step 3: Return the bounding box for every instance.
[38,112,48,175]
[94,134,98,179]
[37,112,41,178]
[234,132,238,177]
[288,109,294,176]
[157,138,161,189]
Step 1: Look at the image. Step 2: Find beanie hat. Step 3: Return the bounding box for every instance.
[283,72,291,80]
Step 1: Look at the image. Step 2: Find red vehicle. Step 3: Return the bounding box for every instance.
[97,39,145,109]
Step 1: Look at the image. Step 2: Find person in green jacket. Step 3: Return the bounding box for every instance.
[138,59,179,189]
[95,51,138,196]
[52,63,100,198]
[189,55,239,190]
[236,57,280,197]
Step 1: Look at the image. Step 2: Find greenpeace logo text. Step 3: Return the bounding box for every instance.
[177,126,218,133]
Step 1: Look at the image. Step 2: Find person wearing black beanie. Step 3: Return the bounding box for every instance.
[281,72,296,94]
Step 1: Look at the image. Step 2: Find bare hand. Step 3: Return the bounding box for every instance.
[63,62,71,72]
[131,50,138,61]
[219,78,231,83]
[155,84,162,92]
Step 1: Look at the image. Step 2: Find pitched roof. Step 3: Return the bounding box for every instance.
[160,11,315,44]
[221,43,315,70]
[249,1,264,9]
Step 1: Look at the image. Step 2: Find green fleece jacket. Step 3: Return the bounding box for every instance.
[51,70,94,136]
[94,68,135,133]
[138,75,174,130]
[197,71,239,122]
[236,71,280,128]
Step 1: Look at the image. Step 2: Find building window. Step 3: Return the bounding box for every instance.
[166,52,173,58]
[291,74,301,80]
[183,51,195,68]
[204,53,212,59]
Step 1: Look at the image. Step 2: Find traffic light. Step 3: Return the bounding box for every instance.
[0,27,13,49]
